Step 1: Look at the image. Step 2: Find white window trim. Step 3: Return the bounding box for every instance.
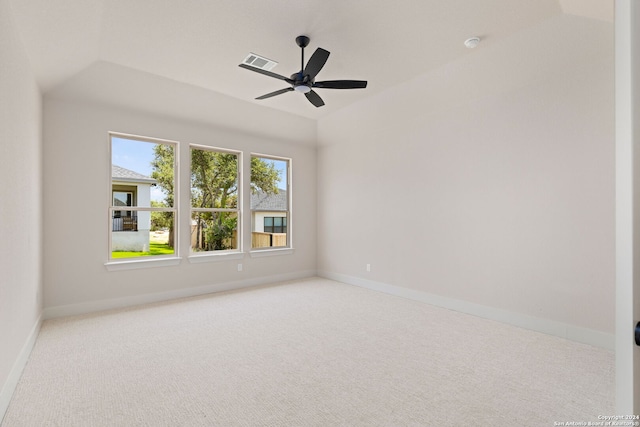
[250,248,294,258]
[250,153,292,254]
[105,257,182,271]
[106,132,180,267]
[188,252,245,264]
[104,136,296,269]
[189,144,243,258]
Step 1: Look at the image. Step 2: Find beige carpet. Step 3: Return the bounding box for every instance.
[2,278,613,426]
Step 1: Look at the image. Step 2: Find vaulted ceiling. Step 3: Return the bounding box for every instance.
[8,0,613,120]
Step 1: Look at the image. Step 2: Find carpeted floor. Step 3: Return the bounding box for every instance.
[2,278,614,426]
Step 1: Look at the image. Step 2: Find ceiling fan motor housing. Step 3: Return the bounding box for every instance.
[295,35,310,48]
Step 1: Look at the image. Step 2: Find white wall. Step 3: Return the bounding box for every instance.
[42,85,317,313]
[318,14,614,342]
[0,0,43,416]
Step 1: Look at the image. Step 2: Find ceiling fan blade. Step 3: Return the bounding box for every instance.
[239,64,293,83]
[256,87,294,100]
[304,48,330,80]
[305,90,325,108]
[313,80,368,89]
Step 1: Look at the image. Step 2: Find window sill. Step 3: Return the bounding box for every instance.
[250,248,294,258]
[188,252,245,264]
[105,257,182,271]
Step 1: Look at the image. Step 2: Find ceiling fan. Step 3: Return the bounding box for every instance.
[238,35,367,108]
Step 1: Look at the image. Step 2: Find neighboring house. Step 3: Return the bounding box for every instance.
[251,189,287,247]
[111,165,156,252]
[251,189,287,232]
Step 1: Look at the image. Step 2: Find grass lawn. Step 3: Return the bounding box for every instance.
[111,242,174,258]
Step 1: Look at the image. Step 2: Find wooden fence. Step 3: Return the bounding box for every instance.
[190,228,286,249]
[191,227,237,250]
[251,232,287,248]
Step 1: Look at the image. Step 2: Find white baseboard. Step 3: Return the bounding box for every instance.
[319,271,614,351]
[0,313,42,423]
[43,270,317,320]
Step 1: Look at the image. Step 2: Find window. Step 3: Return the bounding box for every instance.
[109,133,177,260]
[112,191,133,220]
[251,155,290,249]
[263,217,287,233]
[190,146,240,253]
[107,132,292,266]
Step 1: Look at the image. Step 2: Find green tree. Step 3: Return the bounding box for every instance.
[191,150,238,210]
[201,212,237,251]
[191,150,239,251]
[150,200,172,231]
[151,144,176,246]
[250,156,280,195]
[151,146,281,251]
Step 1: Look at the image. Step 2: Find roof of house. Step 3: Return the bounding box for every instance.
[112,165,156,184]
[251,189,287,211]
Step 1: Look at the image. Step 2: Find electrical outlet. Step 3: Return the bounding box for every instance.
[366,264,371,272]
[237,264,243,272]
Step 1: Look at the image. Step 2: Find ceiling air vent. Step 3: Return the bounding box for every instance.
[242,53,278,71]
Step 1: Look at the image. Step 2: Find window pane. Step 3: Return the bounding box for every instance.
[112,137,174,208]
[250,157,287,201]
[111,211,175,258]
[110,135,177,260]
[191,212,238,252]
[251,156,289,249]
[191,149,238,209]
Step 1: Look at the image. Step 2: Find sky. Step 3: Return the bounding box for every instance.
[269,159,288,190]
[112,137,156,176]
[112,137,288,202]
[112,136,165,202]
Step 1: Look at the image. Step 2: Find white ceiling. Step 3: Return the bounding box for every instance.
[7,0,613,121]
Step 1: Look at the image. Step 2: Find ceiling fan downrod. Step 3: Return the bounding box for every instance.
[296,35,310,73]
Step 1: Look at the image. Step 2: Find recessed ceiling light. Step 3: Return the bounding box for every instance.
[464,37,480,49]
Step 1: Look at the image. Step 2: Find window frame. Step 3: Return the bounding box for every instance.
[106,132,180,269]
[263,216,287,234]
[104,134,294,270]
[189,144,243,258]
[250,153,292,254]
